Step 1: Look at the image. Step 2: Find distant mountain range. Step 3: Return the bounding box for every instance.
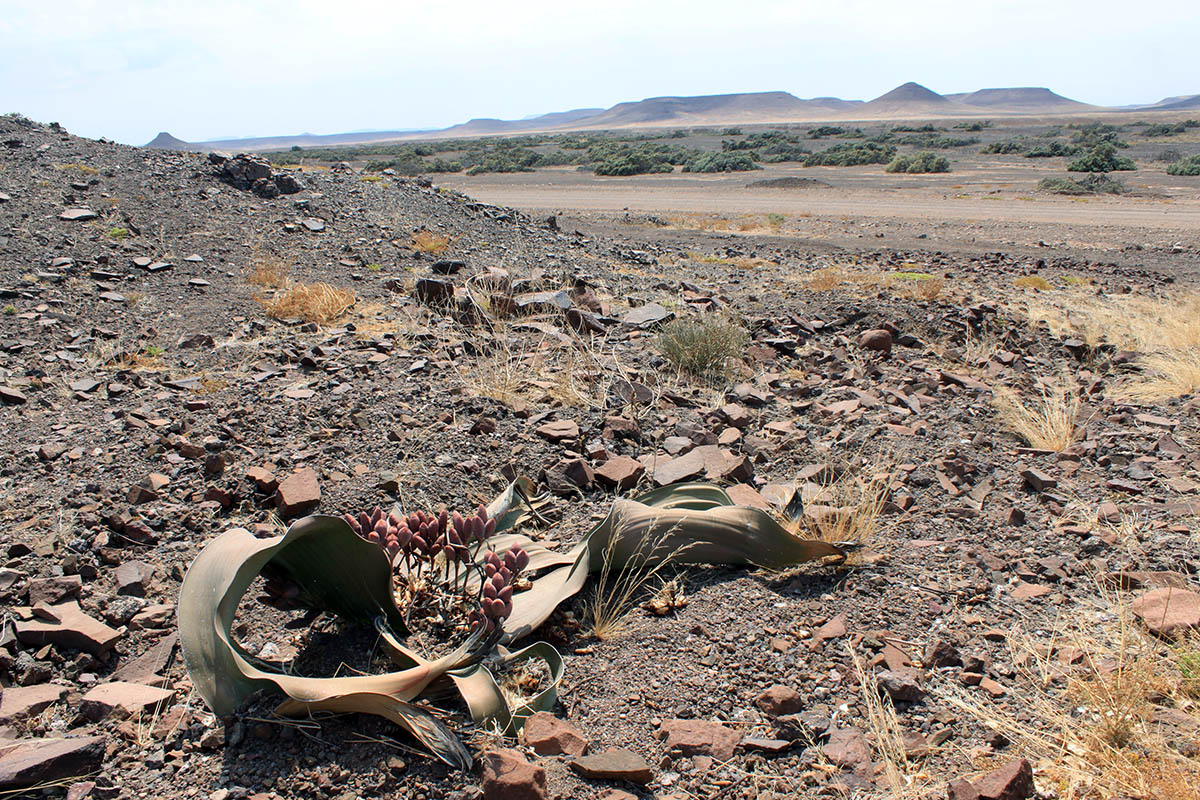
[145,82,1198,152]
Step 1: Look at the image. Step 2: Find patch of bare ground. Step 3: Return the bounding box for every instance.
[1,114,1198,800]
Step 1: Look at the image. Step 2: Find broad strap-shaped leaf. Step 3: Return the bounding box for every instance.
[499,482,843,641]
[177,515,483,768]
[449,642,565,735]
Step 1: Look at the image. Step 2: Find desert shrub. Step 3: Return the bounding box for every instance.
[980,139,1025,154]
[1070,122,1129,148]
[365,156,462,175]
[657,315,748,377]
[896,133,978,149]
[1037,174,1127,194]
[1166,155,1200,176]
[954,120,992,131]
[804,142,896,167]
[720,127,743,136]
[722,131,800,151]
[256,282,355,324]
[1141,120,1199,137]
[892,124,938,133]
[1023,141,1080,158]
[1068,144,1136,173]
[589,141,699,176]
[411,231,452,254]
[885,151,951,173]
[807,126,848,138]
[683,152,759,173]
[1157,149,1183,163]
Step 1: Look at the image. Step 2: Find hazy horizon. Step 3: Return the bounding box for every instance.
[3,0,1197,146]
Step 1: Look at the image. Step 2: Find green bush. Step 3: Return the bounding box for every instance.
[897,134,979,149]
[954,120,992,131]
[1067,143,1136,173]
[657,315,748,377]
[1069,122,1128,149]
[1166,155,1200,176]
[1140,120,1199,137]
[683,152,760,172]
[980,139,1025,154]
[885,151,951,173]
[804,142,896,166]
[1037,174,1126,194]
[1023,141,1079,158]
[589,141,700,175]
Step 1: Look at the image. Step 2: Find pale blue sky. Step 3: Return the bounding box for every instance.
[2,0,1195,145]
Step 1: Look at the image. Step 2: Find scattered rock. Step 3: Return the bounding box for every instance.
[948,758,1034,800]
[276,468,320,517]
[479,748,545,800]
[1131,587,1200,637]
[657,718,741,760]
[79,681,174,721]
[522,711,588,756]
[755,685,804,716]
[569,749,654,784]
[857,329,892,354]
[0,736,106,790]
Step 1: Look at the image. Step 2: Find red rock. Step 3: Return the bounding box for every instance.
[602,416,639,440]
[80,681,174,721]
[594,456,644,491]
[276,468,320,517]
[857,329,893,354]
[14,601,121,655]
[1131,587,1200,637]
[535,419,579,442]
[1010,582,1050,601]
[948,758,1034,800]
[726,483,770,510]
[479,748,545,800]
[657,718,740,760]
[810,612,848,650]
[652,448,707,485]
[0,386,28,405]
[822,726,870,768]
[1020,469,1056,492]
[720,403,752,428]
[0,684,68,723]
[544,458,595,494]
[246,466,278,492]
[115,560,153,596]
[0,736,106,790]
[522,711,588,756]
[755,685,804,716]
[26,575,81,605]
[110,633,177,686]
[569,749,653,784]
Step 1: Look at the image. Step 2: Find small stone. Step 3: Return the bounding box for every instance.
[544,458,595,494]
[80,681,174,721]
[479,748,545,800]
[26,575,82,605]
[569,749,654,784]
[948,757,1034,800]
[822,727,871,768]
[594,456,645,491]
[276,468,320,517]
[115,561,154,596]
[0,684,68,723]
[13,601,121,655]
[755,685,804,716]
[1131,588,1200,638]
[858,329,893,354]
[59,208,98,221]
[0,736,106,790]
[536,419,579,442]
[0,387,28,405]
[1020,469,1056,492]
[657,718,741,760]
[522,711,588,756]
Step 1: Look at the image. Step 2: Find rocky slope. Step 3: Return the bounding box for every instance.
[1,113,1198,800]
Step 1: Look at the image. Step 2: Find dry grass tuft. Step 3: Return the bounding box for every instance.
[1014,275,1053,291]
[1024,290,1200,401]
[584,519,690,641]
[945,594,1200,800]
[790,458,893,546]
[657,314,748,379]
[992,378,1080,451]
[246,253,291,288]
[850,645,934,797]
[410,230,452,254]
[257,282,355,324]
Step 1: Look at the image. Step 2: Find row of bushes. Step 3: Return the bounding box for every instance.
[885,151,950,173]
[1167,155,1200,176]
[980,139,1080,158]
